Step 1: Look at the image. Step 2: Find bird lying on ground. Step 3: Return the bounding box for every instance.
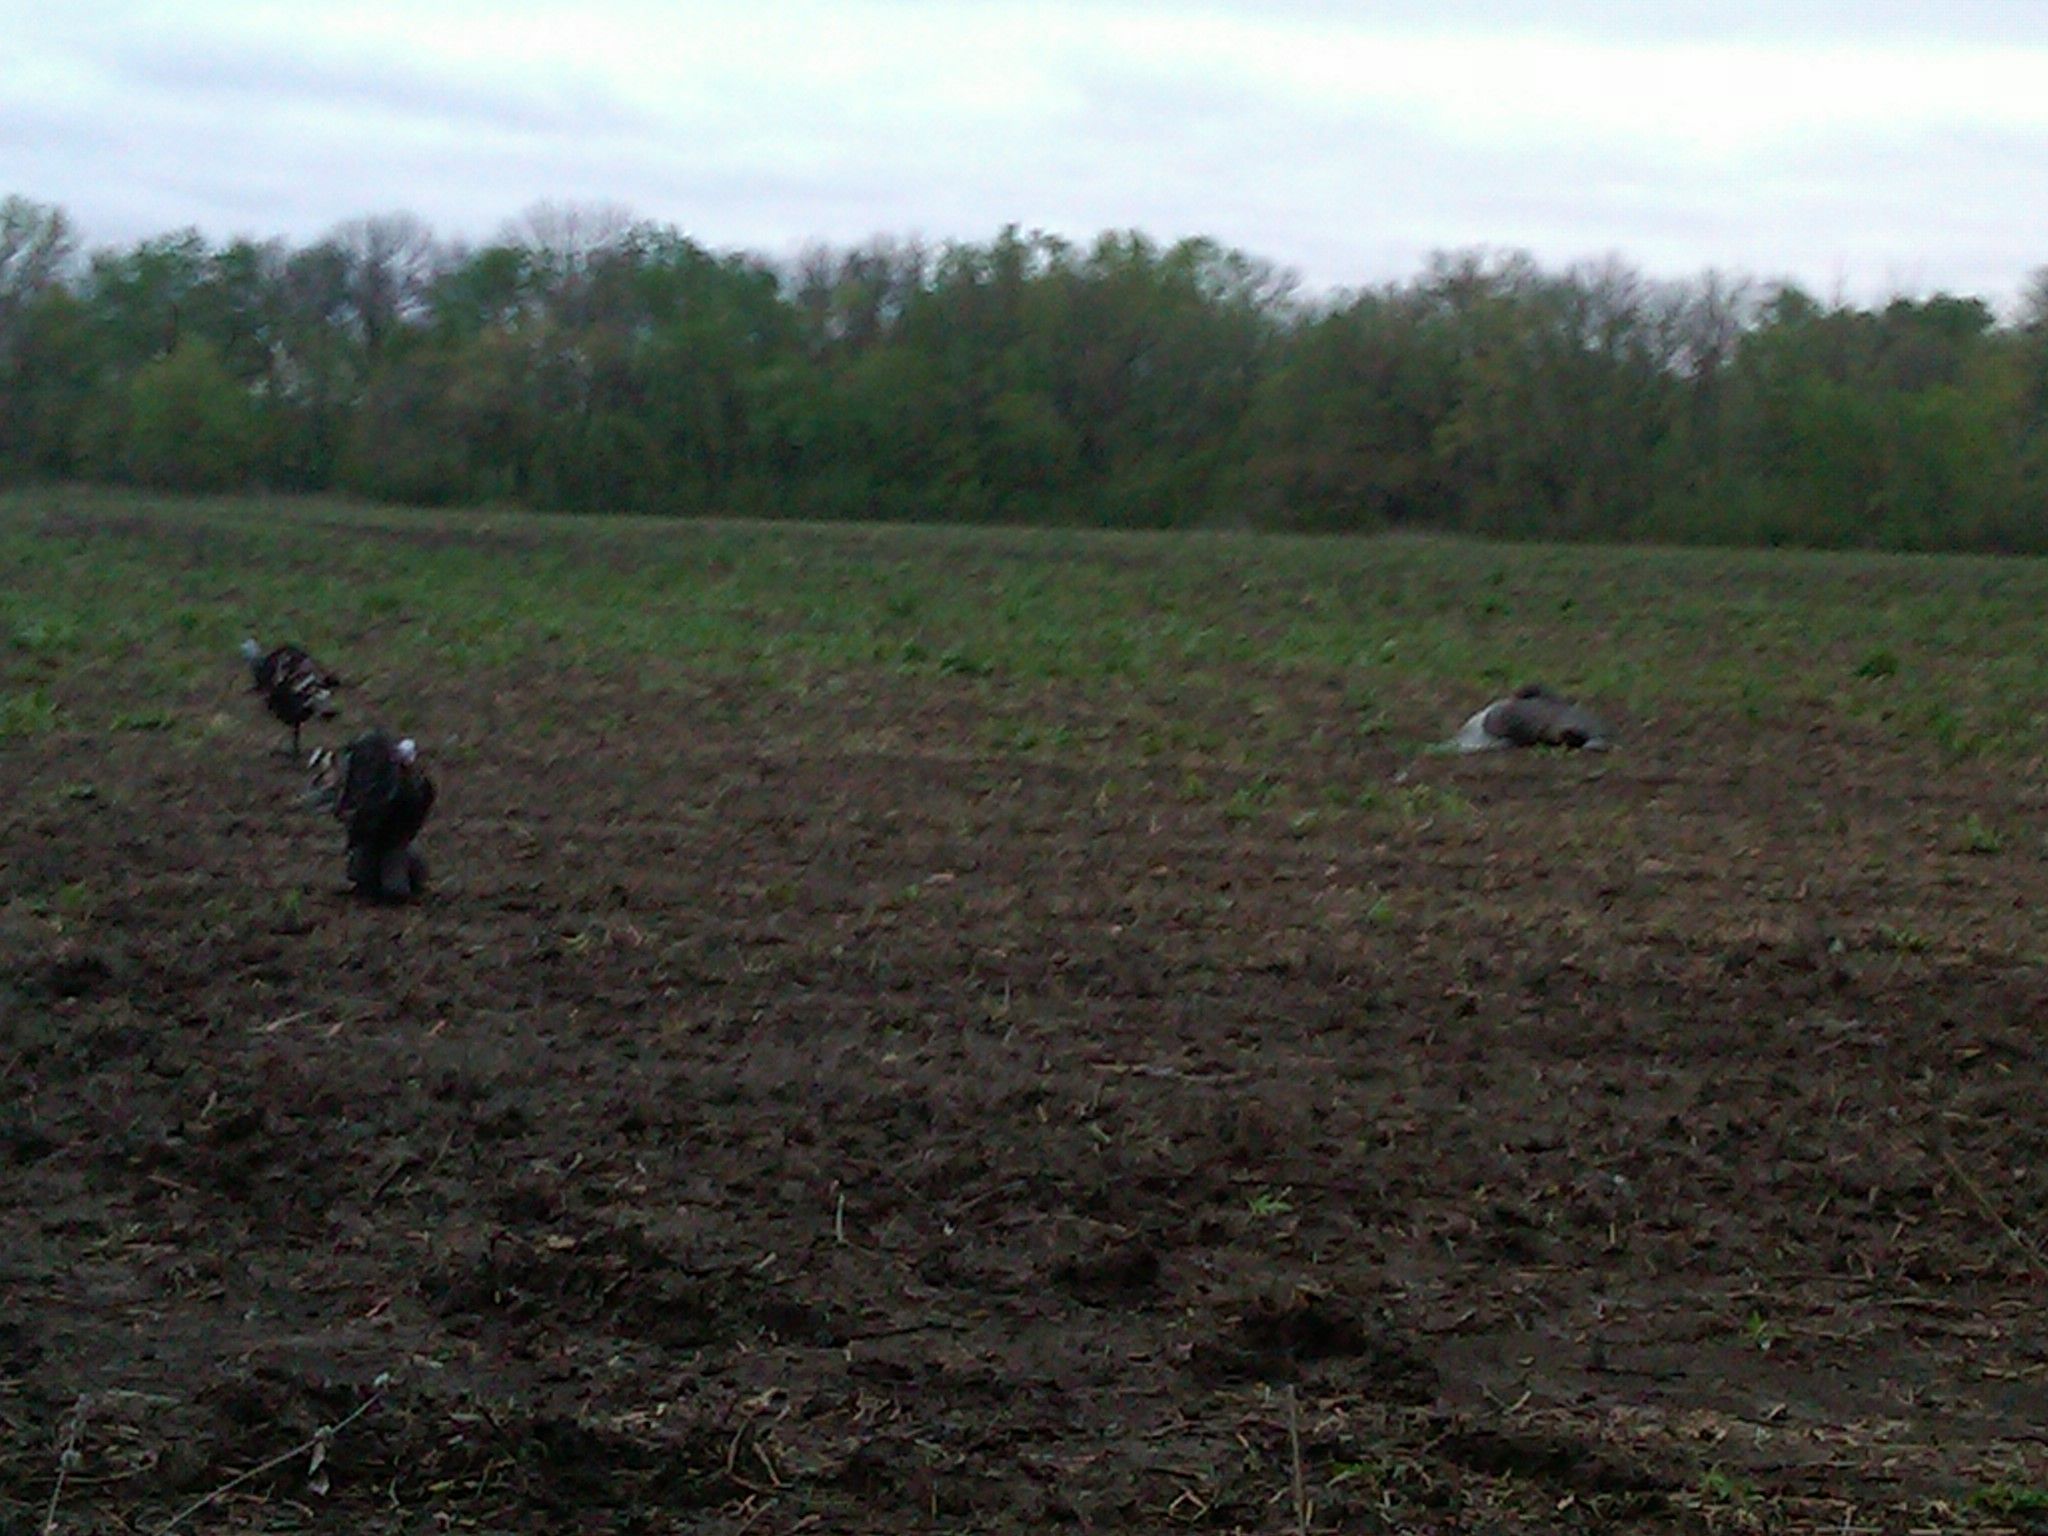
[307,730,437,902]
[241,638,341,756]
[1449,683,1614,753]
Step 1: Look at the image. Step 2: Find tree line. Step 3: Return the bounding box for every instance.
[4,193,2047,551]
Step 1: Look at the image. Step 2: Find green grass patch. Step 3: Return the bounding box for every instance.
[6,487,2048,758]
[110,708,176,732]
[1971,1482,2048,1516]
[0,687,59,736]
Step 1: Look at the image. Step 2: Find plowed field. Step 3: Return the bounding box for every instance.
[5,492,2047,1532]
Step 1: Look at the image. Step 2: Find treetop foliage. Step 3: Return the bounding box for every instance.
[3,192,2045,552]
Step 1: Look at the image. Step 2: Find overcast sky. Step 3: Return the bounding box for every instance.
[5,0,2047,305]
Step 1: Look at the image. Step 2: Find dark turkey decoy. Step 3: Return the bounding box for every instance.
[1450,683,1614,753]
[307,730,437,902]
[242,637,341,755]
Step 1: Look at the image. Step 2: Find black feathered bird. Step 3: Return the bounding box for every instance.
[1449,683,1615,753]
[307,730,437,902]
[241,638,341,755]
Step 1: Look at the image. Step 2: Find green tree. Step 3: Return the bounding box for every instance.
[340,347,471,505]
[0,286,96,477]
[1238,287,1459,532]
[0,197,86,478]
[124,339,261,491]
[6,192,2047,551]
[0,194,76,353]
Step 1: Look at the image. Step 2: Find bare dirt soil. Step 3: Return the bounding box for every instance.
[5,656,2048,1533]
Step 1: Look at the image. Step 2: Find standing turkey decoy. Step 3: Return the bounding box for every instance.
[1449,683,1615,753]
[307,729,437,902]
[241,638,342,756]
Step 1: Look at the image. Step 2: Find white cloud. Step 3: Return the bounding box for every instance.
[2,0,2045,303]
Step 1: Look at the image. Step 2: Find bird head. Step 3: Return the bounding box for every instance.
[395,738,419,764]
